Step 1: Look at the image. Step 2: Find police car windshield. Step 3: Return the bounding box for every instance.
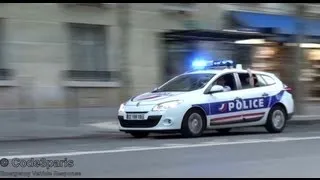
[155,73,215,92]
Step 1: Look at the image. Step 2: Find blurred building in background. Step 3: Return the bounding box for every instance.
[0,3,319,109]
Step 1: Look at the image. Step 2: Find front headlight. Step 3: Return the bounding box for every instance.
[152,100,183,111]
[118,103,125,113]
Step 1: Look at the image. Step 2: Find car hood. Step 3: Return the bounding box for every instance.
[126,91,188,106]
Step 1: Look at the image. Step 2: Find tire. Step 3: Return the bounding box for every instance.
[129,132,149,138]
[181,109,206,138]
[216,128,232,134]
[265,105,287,133]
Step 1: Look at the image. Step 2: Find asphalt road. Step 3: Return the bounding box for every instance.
[1,123,320,178]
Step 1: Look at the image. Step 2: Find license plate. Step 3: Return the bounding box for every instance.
[126,114,145,120]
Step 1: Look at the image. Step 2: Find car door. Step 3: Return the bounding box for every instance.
[203,72,244,127]
[234,72,275,122]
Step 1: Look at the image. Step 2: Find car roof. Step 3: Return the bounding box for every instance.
[185,68,275,77]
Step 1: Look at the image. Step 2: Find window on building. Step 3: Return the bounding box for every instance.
[67,23,115,81]
[0,18,12,80]
[222,3,292,14]
[69,23,107,71]
[0,18,3,66]
[161,3,196,13]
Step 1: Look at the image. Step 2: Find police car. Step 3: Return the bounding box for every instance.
[118,60,294,138]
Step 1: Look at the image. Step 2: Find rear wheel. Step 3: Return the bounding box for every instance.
[129,132,149,138]
[216,128,232,134]
[265,105,287,133]
[181,109,206,138]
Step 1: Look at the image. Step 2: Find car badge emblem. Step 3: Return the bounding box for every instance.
[136,102,140,107]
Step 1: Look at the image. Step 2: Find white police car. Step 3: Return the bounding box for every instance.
[118,60,294,138]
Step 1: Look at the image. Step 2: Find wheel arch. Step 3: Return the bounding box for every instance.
[271,102,288,119]
[181,106,208,129]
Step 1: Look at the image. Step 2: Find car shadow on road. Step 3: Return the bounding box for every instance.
[150,130,269,140]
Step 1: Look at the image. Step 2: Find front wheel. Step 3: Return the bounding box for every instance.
[265,106,287,133]
[129,132,149,138]
[181,109,206,138]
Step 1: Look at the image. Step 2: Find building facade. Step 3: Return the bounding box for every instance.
[0,3,318,109]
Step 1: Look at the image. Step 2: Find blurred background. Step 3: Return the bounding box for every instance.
[0,3,319,140]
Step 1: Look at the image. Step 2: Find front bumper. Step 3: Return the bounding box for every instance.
[118,115,163,128]
[118,105,188,131]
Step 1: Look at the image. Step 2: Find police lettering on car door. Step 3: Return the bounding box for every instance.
[216,97,269,114]
[228,98,265,111]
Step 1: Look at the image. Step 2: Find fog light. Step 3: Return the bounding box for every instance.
[163,119,173,126]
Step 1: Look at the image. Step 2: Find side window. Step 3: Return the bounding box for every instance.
[261,75,276,85]
[212,73,237,91]
[255,74,268,87]
[238,73,253,89]
[238,73,270,89]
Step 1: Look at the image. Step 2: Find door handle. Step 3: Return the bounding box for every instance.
[234,97,242,101]
[262,93,269,97]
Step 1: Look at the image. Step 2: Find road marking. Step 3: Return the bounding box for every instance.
[199,139,229,144]
[118,146,154,150]
[7,151,21,154]
[272,137,296,141]
[235,139,273,143]
[75,144,91,147]
[162,143,189,147]
[2,136,320,159]
[63,150,77,153]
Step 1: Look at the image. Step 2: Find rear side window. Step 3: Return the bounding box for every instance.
[255,75,268,87]
[238,73,274,89]
[261,75,276,85]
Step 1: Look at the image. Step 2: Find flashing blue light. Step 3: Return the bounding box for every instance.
[191,59,211,69]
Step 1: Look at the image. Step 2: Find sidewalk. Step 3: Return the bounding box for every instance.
[0,107,120,142]
[0,121,119,142]
[0,105,319,142]
[0,107,119,125]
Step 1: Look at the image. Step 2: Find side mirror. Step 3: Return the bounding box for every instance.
[208,85,224,94]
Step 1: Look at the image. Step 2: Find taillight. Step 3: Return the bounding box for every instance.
[283,84,292,92]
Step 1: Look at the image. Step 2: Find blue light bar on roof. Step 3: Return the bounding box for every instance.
[209,60,234,69]
[191,59,235,70]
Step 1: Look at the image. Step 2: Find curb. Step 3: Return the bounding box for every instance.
[288,119,320,125]
[289,115,320,125]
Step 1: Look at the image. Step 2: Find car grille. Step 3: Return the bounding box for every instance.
[118,115,162,128]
